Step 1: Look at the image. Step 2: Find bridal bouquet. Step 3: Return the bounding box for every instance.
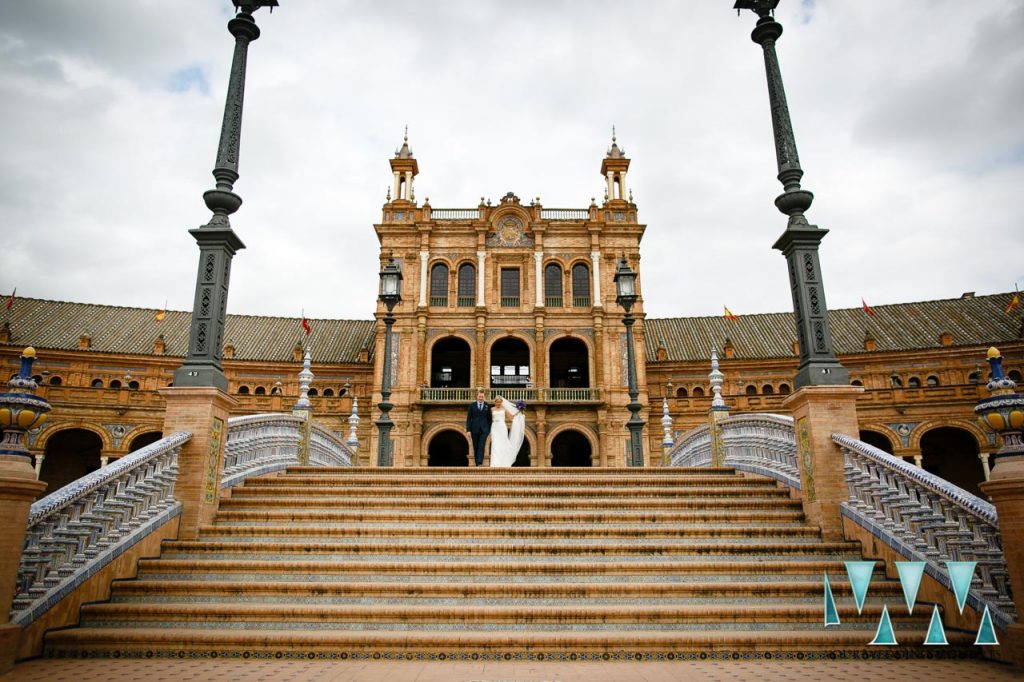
[514,400,526,410]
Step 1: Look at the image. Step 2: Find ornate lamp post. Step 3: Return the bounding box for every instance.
[174,1,278,390]
[376,258,403,466]
[733,0,847,389]
[614,257,644,467]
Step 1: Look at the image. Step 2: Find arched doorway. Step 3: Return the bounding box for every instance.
[128,431,163,453]
[549,338,589,388]
[490,337,530,388]
[551,430,592,467]
[40,428,103,495]
[919,427,984,497]
[513,439,531,467]
[427,430,470,467]
[859,430,894,454]
[430,337,471,388]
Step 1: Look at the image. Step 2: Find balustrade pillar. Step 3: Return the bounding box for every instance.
[979,452,992,481]
[783,385,862,540]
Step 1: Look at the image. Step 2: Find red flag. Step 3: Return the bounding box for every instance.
[1006,293,1020,314]
[723,306,738,322]
[861,298,877,318]
[4,288,14,311]
[301,315,311,336]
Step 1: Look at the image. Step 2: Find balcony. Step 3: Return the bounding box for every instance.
[429,296,448,307]
[457,296,475,307]
[545,297,563,307]
[572,296,591,307]
[419,387,602,404]
[500,296,519,307]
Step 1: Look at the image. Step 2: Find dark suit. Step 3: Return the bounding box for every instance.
[466,400,491,466]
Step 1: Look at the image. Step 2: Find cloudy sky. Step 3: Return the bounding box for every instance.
[1,0,1022,322]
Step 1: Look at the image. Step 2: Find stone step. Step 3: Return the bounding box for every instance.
[77,602,927,629]
[195,524,820,540]
[161,539,858,559]
[212,509,807,524]
[109,579,904,603]
[226,485,792,499]
[217,497,801,511]
[239,474,773,488]
[286,466,740,476]
[135,558,868,581]
[45,626,976,658]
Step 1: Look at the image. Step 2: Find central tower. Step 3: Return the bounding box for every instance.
[371,132,650,467]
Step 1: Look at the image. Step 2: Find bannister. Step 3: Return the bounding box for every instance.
[834,433,1016,630]
[540,208,589,220]
[310,423,353,467]
[430,208,480,220]
[669,413,799,489]
[11,432,189,626]
[220,414,304,488]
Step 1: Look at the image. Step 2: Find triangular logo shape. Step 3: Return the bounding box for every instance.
[924,604,948,645]
[896,561,925,615]
[823,571,840,627]
[974,605,999,645]
[869,604,898,645]
[945,561,976,615]
[845,561,876,614]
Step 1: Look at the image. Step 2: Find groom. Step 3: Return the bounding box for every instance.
[465,390,490,466]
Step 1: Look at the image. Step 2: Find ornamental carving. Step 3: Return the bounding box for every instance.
[486,215,534,248]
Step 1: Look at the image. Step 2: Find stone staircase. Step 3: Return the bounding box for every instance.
[44,467,971,660]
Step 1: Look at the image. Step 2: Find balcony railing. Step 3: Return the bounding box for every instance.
[420,387,601,403]
[491,375,530,386]
[540,208,589,220]
[457,296,475,307]
[572,296,591,307]
[500,296,519,307]
[431,208,480,220]
[429,296,448,307]
[545,297,563,307]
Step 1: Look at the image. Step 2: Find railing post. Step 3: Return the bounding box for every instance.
[159,388,236,540]
[783,385,862,540]
[0,349,48,672]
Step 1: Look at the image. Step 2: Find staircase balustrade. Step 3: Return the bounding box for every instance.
[833,433,1016,630]
[11,432,189,626]
[418,387,601,403]
[668,424,711,467]
[12,413,354,628]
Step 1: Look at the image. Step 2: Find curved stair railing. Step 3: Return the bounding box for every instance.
[11,432,189,626]
[670,413,800,489]
[834,433,1016,630]
[12,412,354,629]
[670,413,1015,630]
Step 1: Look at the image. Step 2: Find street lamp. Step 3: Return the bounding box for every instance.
[174,1,278,391]
[376,258,403,466]
[614,257,644,467]
[733,0,848,389]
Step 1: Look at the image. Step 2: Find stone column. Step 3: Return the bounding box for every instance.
[534,251,543,307]
[476,251,487,307]
[160,387,237,540]
[782,385,863,541]
[418,250,428,307]
[979,452,992,481]
[590,251,602,307]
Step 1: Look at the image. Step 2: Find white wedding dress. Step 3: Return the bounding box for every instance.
[489,399,525,468]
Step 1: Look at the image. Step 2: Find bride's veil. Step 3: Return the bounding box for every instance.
[495,395,526,461]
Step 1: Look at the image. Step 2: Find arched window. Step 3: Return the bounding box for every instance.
[128,380,140,390]
[429,263,449,306]
[676,387,689,398]
[745,385,757,395]
[907,377,921,388]
[32,375,43,384]
[692,386,705,398]
[1009,370,1022,382]
[778,383,791,395]
[850,380,863,387]
[254,386,267,395]
[571,263,590,307]
[544,263,563,307]
[323,388,335,397]
[968,372,980,384]
[307,388,318,397]
[271,386,282,395]
[49,376,62,386]
[91,379,103,388]
[926,375,940,387]
[109,380,122,389]
[339,387,348,397]
[238,385,250,394]
[762,384,775,395]
[457,263,476,307]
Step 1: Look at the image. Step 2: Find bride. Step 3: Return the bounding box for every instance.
[489,396,525,467]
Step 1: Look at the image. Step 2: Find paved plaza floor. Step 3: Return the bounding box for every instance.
[4,658,1020,681]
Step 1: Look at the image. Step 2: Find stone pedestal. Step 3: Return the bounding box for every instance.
[782,385,862,541]
[159,387,237,541]
[709,409,729,468]
[980,456,1024,667]
[0,456,47,673]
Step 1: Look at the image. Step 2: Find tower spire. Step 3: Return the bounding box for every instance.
[601,127,630,203]
[389,126,419,202]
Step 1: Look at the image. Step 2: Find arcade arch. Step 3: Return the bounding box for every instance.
[550,429,593,467]
[40,428,103,495]
[548,337,590,389]
[919,426,984,497]
[489,336,531,388]
[430,336,472,388]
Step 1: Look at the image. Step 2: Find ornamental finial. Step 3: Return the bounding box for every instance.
[710,347,727,410]
[294,347,314,410]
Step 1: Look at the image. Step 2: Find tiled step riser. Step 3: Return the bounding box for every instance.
[286,467,739,475]
[214,511,807,524]
[241,477,775,488]
[228,487,792,499]
[195,526,821,540]
[217,499,803,512]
